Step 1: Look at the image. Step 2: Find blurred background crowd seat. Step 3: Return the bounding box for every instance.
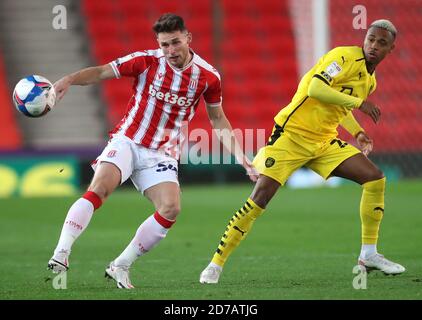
[0,0,421,183]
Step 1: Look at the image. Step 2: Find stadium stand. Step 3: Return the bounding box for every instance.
[82,0,298,153]
[0,0,105,147]
[219,0,298,141]
[0,0,420,180]
[0,51,21,149]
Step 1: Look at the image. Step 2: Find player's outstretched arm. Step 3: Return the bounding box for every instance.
[308,77,381,124]
[54,64,115,102]
[206,104,259,182]
[340,112,373,156]
[308,77,363,109]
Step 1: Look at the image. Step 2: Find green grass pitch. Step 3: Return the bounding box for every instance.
[1,180,421,300]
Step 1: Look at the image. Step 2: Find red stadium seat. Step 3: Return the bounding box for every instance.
[0,52,21,149]
[221,1,251,16]
[120,0,150,17]
[86,18,120,39]
[187,18,212,35]
[93,39,134,64]
[82,0,115,16]
[218,0,297,137]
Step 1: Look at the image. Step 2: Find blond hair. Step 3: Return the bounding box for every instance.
[370,19,397,38]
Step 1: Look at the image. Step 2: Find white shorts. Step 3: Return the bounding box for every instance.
[92,135,179,193]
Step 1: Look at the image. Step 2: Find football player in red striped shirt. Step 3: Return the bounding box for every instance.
[47,13,258,289]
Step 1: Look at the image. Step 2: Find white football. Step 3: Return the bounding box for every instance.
[13,75,56,117]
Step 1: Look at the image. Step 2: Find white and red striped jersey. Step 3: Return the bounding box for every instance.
[108,49,222,159]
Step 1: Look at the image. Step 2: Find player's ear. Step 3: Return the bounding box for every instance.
[389,43,395,53]
[186,32,192,44]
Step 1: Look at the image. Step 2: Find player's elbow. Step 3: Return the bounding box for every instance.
[98,64,115,81]
[307,78,321,99]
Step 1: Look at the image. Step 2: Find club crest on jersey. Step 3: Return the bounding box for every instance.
[107,150,117,158]
[265,157,275,168]
[188,79,198,90]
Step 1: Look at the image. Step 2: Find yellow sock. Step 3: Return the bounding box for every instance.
[211,198,264,267]
[360,177,386,245]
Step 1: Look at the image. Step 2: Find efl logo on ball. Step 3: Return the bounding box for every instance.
[13,75,56,118]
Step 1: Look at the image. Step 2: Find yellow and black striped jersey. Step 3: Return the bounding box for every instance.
[274,46,377,142]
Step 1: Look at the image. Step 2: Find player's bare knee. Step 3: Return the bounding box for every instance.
[87,183,110,201]
[158,202,181,220]
[366,169,385,183]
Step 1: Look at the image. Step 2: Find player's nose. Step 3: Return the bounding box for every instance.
[370,42,379,50]
[168,45,177,55]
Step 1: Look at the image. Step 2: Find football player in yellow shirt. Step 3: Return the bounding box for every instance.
[200,19,405,284]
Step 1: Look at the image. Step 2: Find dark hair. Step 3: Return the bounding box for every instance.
[152,13,187,34]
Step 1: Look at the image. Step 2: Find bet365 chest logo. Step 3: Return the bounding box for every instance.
[148,84,193,107]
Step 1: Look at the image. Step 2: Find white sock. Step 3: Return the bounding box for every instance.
[360,244,377,260]
[54,198,94,256]
[208,262,222,271]
[114,214,170,267]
